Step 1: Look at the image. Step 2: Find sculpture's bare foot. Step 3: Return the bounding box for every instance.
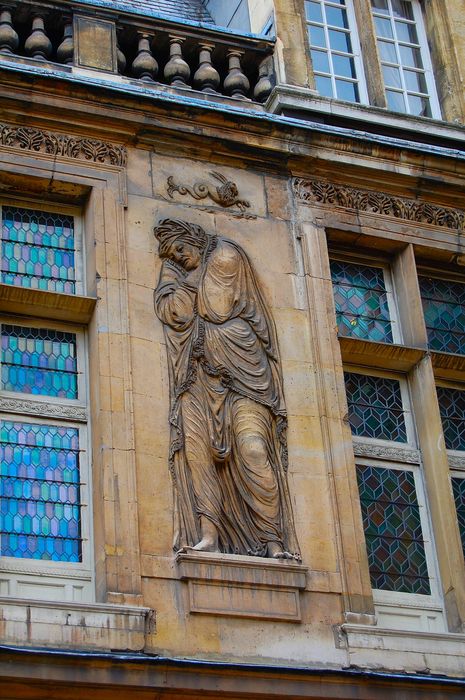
[267,542,296,560]
[183,536,219,553]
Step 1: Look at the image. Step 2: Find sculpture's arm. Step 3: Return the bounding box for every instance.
[154,264,197,330]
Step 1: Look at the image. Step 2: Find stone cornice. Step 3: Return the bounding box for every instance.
[0,122,127,167]
[293,177,465,231]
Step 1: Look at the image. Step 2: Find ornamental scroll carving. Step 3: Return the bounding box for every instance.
[153,218,300,560]
[0,123,127,166]
[0,397,87,422]
[293,178,465,231]
[353,441,421,465]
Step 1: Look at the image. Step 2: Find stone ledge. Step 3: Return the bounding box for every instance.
[176,551,307,622]
[339,623,465,677]
[0,597,153,651]
[0,284,97,324]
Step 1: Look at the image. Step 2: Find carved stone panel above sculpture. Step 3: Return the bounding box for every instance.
[154,218,301,562]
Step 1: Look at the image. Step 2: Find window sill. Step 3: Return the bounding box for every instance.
[338,622,465,676]
[0,597,153,651]
[339,336,425,372]
[0,283,96,324]
[431,351,465,380]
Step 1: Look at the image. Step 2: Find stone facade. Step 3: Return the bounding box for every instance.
[0,1,465,698]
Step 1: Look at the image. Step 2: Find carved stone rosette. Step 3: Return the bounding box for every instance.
[293,177,465,231]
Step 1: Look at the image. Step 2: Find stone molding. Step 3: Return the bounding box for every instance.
[0,396,87,422]
[447,454,465,471]
[0,123,127,167]
[353,441,421,464]
[293,177,465,231]
[176,551,307,622]
[0,597,153,651]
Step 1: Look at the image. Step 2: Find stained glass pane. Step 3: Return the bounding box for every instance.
[357,465,430,594]
[331,261,393,342]
[345,372,407,442]
[436,386,465,451]
[0,420,81,562]
[419,276,465,355]
[1,207,75,293]
[1,325,78,399]
[452,477,465,561]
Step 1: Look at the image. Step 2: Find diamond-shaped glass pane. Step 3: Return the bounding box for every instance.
[1,207,75,293]
[357,465,430,594]
[0,420,81,562]
[419,276,465,355]
[345,372,407,442]
[452,477,465,561]
[1,325,78,399]
[331,261,393,342]
[436,386,465,451]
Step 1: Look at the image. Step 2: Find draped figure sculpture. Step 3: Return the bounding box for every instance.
[154,218,300,560]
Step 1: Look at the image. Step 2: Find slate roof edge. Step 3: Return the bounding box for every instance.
[66,0,272,40]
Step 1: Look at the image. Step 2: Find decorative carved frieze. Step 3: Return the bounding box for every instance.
[0,396,87,422]
[0,123,127,166]
[293,178,465,231]
[447,454,465,471]
[353,441,421,464]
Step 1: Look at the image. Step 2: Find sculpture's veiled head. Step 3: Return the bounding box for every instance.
[154,219,208,260]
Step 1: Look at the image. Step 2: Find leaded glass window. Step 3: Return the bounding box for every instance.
[305,0,367,103]
[371,0,440,118]
[1,206,76,293]
[0,419,82,562]
[436,386,465,451]
[345,372,407,442]
[331,260,394,342]
[452,477,465,561]
[357,464,430,594]
[419,276,465,355]
[1,324,78,399]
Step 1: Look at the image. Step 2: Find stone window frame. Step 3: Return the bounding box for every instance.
[0,311,93,602]
[0,142,142,609]
[345,364,446,630]
[304,0,369,104]
[370,0,441,118]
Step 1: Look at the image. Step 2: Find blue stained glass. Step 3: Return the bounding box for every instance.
[1,207,75,293]
[357,465,430,594]
[1,324,78,399]
[345,372,407,442]
[331,261,393,342]
[452,477,465,561]
[419,276,465,355]
[0,420,81,562]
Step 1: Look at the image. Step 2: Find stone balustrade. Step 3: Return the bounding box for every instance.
[0,2,275,103]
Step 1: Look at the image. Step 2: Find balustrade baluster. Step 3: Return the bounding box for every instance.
[164,35,190,88]
[0,5,18,55]
[132,32,157,81]
[116,35,126,74]
[25,12,52,61]
[193,43,220,94]
[224,49,250,100]
[253,57,273,103]
[56,19,73,65]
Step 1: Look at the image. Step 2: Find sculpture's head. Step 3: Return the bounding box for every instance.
[154,218,208,271]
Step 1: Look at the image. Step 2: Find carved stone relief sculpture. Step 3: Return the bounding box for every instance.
[166,171,251,215]
[154,219,300,560]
